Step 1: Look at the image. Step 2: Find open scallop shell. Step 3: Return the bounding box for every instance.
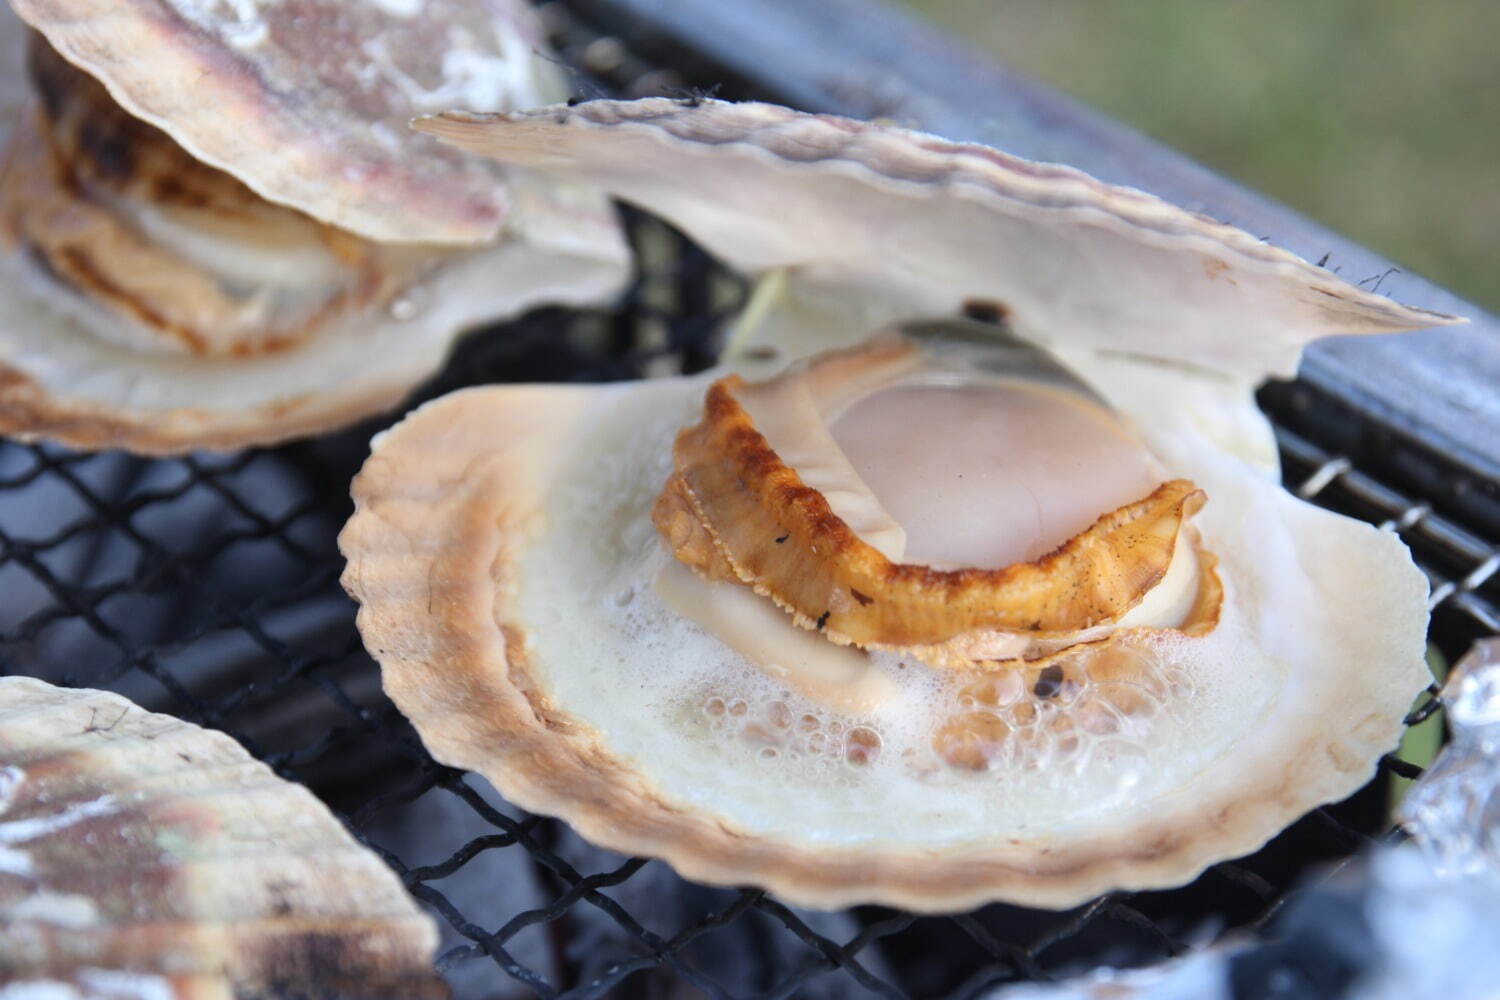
[0,676,443,997]
[0,4,629,453]
[340,99,1444,911]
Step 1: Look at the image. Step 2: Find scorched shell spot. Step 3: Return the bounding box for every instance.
[0,2,629,453]
[339,99,1444,911]
[0,676,444,997]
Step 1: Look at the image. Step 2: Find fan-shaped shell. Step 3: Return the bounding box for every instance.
[0,676,443,997]
[0,10,629,453]
[11,0,565,244]
[340,348,1427,911]
[340,99,1440,910]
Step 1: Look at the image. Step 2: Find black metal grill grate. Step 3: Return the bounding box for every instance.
[3,6,1498,998]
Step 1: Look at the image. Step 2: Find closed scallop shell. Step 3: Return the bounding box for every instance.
[338,99,1441,910]
[0,676,443,998]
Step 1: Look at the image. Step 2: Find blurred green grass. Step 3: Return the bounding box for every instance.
[898,0,1499,312]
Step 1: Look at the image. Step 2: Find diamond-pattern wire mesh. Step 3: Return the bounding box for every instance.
[3,8,1499,999]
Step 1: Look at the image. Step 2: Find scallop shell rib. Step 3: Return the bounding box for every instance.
[11,0,568,244]
[655,347,1205,651]
[418,99,1461,378]
[339,377,1429,911]
[0,676,444,998]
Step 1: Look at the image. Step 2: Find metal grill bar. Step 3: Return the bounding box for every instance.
[1277,424,1500,626]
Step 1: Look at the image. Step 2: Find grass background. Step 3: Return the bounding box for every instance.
[897,1,1498,312]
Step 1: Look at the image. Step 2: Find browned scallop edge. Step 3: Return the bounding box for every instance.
[0,362,410,454]
[668,371,1203,642]
[337,383,1413,912]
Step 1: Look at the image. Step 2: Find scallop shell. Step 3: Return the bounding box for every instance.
[340,99,1443,911]
[416,99,1460,377]
[10,0,565,245]
[0,676,443,997]
[0,7,629,453]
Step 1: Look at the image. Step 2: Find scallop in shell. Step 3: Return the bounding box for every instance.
[340,99,1453,911]
[0,1,628,453]
[0,676,443,997]
[653,327,1223,673]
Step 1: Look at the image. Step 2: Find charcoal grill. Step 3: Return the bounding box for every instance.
[2,1,1497,996]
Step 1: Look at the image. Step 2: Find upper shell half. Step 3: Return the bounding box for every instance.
[12,0,571,244]
[0,3,628,453]
[340,99,1448,911]
[418,98,1459,378]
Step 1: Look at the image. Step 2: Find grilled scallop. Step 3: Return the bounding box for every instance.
[0,1,628,453]
[339,99,1450,910]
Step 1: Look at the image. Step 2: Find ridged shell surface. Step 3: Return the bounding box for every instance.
[0,676,444,998]
[12,0,567,244]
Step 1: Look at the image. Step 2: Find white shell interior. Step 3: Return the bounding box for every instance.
[0,203,623,411]
[367,96,1440,902]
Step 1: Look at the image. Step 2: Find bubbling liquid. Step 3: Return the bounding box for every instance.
[697,692,886,770]
[608,548,1214,824]
[687,629,1196,784]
